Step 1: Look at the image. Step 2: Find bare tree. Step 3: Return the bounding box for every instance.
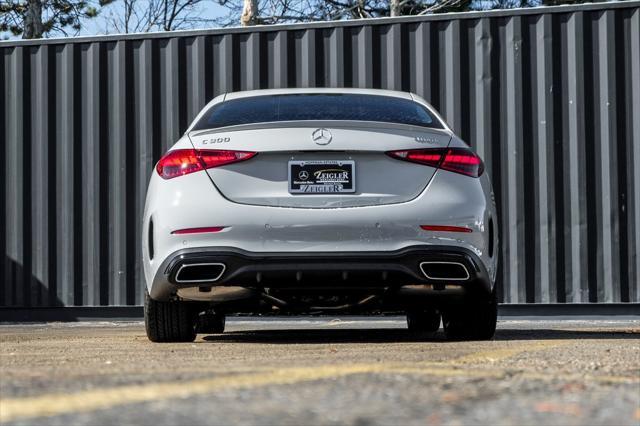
[214,0,595,27]
[103,0,155,32]
[101,0,212,33]
[23,0,44,37]
[240,0,257,25]
[389,0,399,15]
[417,0,470,14]
[214,0,388,26]
[1,0,110,38]
[213,0,473,27]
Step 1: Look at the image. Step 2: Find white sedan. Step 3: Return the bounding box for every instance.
[142,88,498,342]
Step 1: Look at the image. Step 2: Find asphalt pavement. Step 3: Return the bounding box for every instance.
[1,318,638,425]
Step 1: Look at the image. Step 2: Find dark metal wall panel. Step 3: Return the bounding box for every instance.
[629,7,640,304]
[1,2,639,306]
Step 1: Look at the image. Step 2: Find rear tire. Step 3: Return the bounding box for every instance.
[407,310,441,333]
[443,293,497,341]
[144,290,196,342]
[197,311,226,334]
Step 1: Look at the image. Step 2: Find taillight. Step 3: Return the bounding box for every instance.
[156,149,256,179]
[387,149,444,168]
[386,148,484,178]
[440,148,484,177]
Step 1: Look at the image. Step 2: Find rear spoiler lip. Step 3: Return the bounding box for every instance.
[187,120,452,139]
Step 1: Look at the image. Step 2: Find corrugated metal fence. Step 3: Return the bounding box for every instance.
[1,2,639,307]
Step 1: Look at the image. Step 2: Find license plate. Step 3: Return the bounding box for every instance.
[289,160,356,194]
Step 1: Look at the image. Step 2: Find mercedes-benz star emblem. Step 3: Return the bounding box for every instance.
[298,170,309,180]
[311,128,332,145]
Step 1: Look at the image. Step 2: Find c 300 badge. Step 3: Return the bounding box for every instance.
[202,137,230,145]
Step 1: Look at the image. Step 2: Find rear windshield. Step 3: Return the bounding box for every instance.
[192,94,442,130]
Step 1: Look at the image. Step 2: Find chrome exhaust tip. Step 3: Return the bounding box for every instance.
[419,261,470,281]
[175,263,226,283]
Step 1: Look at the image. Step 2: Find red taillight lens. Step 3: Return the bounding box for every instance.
[198,150,256,169]
[156,149,202,179]
[387,149,446,168]
[156,149,257,179]
[386,148,484,178]
[440,148,484,177]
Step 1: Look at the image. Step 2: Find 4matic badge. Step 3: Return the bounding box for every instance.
[415,135,437,144]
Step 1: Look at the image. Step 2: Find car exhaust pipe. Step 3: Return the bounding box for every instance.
[175,263,226,283]
[419,261,470,281]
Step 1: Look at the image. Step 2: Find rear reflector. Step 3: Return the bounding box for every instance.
[156,149,256,179]
[386,148,484,178]
[420,225,473,233]
[171,227,226,235]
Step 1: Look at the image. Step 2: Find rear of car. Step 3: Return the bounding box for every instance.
[142,89,499,342]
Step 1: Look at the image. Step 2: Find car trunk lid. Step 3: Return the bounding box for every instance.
[188,123,451,208]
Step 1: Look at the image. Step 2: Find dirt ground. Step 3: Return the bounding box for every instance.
[0,318,639,425]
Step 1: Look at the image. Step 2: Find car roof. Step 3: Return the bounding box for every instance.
[223,87,414,101]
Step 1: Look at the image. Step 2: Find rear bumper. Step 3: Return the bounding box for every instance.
[149,245,493,301]
[142,169,499,292]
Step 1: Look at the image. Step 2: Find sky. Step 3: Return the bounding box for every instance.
[3,0,622,40]
[1,0,232,40]
[82,0,231,36]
